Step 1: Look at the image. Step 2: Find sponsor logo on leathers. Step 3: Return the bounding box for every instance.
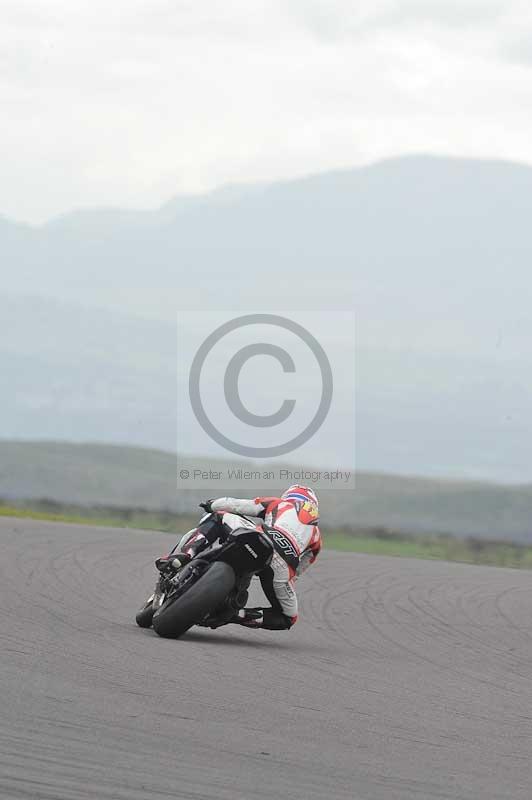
[271,530,298,559]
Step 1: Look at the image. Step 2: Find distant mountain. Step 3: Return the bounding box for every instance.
[2,154,531,302]
[2,154,532,360]
[0,295,177,451]
[2,440,532,543]
[2,155,532,480]
[2,292,532,480]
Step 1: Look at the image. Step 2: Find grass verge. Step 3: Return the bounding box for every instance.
[0,500,196,534]
[325,531,532,568]
[2,499,532,569]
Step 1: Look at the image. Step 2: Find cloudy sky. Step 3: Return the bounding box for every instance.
[2,0,532,223]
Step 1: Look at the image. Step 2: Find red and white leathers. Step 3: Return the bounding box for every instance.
[208,493,321,625]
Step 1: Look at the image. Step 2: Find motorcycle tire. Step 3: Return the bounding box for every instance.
[152,562,235,639]
[136,595,156,628]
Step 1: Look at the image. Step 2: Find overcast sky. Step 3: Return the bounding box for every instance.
[2,0,532,223]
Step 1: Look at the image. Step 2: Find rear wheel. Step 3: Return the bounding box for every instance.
[152,562,235,638]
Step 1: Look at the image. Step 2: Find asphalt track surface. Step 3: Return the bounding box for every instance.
[2,518,532,800]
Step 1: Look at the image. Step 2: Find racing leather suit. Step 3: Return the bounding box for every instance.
[178,496,321,629]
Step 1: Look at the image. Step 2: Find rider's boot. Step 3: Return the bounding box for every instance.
[154,531,208,574]
[231,608,264,628]
[155,553,191,573]
[229,607,295,630]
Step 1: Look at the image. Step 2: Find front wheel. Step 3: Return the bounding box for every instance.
[136,594,156,628]
[152,562,235,639]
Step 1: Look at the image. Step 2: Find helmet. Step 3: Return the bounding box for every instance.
[282,484,318,505]
[282,485,319,523]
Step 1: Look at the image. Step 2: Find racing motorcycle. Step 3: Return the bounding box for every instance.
[135,513,274,638]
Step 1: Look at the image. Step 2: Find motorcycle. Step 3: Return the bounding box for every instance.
[135,513,274,638]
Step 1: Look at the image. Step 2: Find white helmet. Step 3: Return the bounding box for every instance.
[282,485,318,512]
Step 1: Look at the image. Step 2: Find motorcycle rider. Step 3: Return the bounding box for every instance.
[156,485,321,630]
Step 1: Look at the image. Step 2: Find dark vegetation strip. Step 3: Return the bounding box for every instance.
[2,498,532,569]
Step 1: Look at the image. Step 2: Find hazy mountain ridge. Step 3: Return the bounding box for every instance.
[2,440,532,543]
[2,154,532,480]
[2,290,531,480]
[3,154,532,292]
